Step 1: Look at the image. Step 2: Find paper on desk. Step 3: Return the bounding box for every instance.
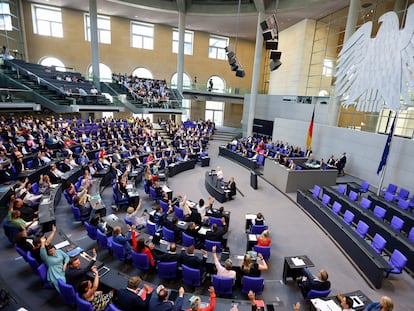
[249,234,257,241]
[126,184,133,189]
[291,257,305,266]
[311,298,341,311]
[55,240,70,249]
[198,227,211,235]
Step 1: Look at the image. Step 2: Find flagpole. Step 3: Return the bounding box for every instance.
[376,111,398,196]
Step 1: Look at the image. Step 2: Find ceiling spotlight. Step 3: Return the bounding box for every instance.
[270,59,282,71]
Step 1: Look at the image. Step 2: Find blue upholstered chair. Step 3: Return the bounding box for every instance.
[390,216,404,232]
[182,232,195,247]
[212,275,233,296]
[371,233,387,254]
[359,197,372,210]
[331,201,342,215]
[373,205,386,220]
[162,227,175,243]
[359,181,370,194]
[131,250,150,271]
[157,261,178,279]
[84,221,98,240]
[57,278,76,307]
[182,264,201,287]
[111,240,131,262]
[385,249,408,277]
[348,190,358,202]
[146,220,156,236]
[305,289,331,302]
[250,225,266,234]
[312,185,321,199]
[241,276,264,295]
[253,245,271,261]
[337,184,346,195]
[342,210,355,226]
[382,183,398,196]
[75,293,93,311]
[96,229,112,250]
[321,194,331,206]
[355,220,369,239]
[205,239,221,253]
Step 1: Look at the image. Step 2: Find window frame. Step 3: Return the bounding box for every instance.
[208,35,229,60]
[130,21,154,50]
[84,13,111,44]
[172,29,194,55]
[31,4,63,38]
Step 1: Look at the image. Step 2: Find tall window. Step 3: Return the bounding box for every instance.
[84,14,111,44]
[205,101,224,126]
[208,35,228,60]
[207,75,225,93]
[131,22,154,50]
[32,4,63,38]
[322,59,334,77]
[172,29,193,55]
[0,3,12,31]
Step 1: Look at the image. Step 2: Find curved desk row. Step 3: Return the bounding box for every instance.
[218,146,258,170]
[297,189,391,289]
[167,159,196,177]
[323,187,414,275]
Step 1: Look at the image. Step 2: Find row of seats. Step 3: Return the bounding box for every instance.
[312,185,409,277]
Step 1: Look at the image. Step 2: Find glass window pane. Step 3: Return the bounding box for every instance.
[143,37,153,49]
[172,41,178,53]
[173,31,179,41]
[37,20,51,36]
[100,30,111,44]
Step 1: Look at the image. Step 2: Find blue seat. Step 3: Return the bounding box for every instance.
[305,289,331,302]
[359,181,370,194]
[337,184,346,195]
[359,197,372,210]
[390,216,404,232]
[157,261,178,279]
[342,210,355,226]
[182,232,195,247]
[250,225,266,234]
[384,192,394,202]
[209,216,223,227]
[205,239,221,253]
[409,196,414,209]
[14,244,28,261]
[112,192,129,211]
[162,227,175,243]
[409,227,414,243]
[395,188,410,201]
[385,249,408,277]
[241,276,264,295]
[3,220,20,244]
[75,293,93,311]
[321,194,331,206]
[373,205,386,220]
[331,201,342,215]
[31,182,39,195]
[253,245,271,261]
[182,264,201,287]
[397,198,409,210]
[106,304,122,311]
[174,206,185,221]
[57,278,76,307]
[131,250,150,271]
[37,263,53,289]
[111,240,131,262]
[312,185,321,199]
[371,233,387,254]
[96,230,112,250]
[63,190,74,205]
[382,183,398,196]
[84,221,97,240]
[355,220,369,239]
[71,204,89,222]
[150,187,161,203]
[212,275,233,296]
[146,220,156,236]
[123,217,133,226]
[159,200,169,212]
[348,190,358,202]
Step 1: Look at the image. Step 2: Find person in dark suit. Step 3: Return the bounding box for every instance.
[65,249,97,292]
[297,268,331,297]
[32,153,45,169]
[116,276,152,311]
[181,245,208,274]
[150,242,182,263]
[227,177,236,200]
[205,222,228,244]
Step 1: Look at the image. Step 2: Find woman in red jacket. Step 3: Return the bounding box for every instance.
[256,230,271,246]
[133,236,155,267]
[186,286,216,311]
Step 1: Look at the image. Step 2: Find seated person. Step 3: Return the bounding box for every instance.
[116,276,152,311]
[340,295,355,311]
[112,225,133,253]
[7,195,38,232]
[132,237,155,268]
[150,242,182,263]
[197,196,215,221]
[205,222,227,244]
[90,214,112,237]
[73,195,93,219]
[48,163,63,183]
[240,253,268,277]
[297,268,330,297]
[211,245,236,281]
[65,249,97,291]
[78,267,113,311]
[181,245,208,275]
[252,212,265,226]
[164,216,182,242]
[38,174,52,195]
[226,177,236,200]
[256,230,271,246]
[149,285,184,311]
[125,198,146,228]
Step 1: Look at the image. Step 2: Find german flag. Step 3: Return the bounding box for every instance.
[306,105,315,150]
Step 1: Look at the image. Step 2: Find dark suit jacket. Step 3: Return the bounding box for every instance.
[301,278,331,296]
[65,259,95,291]
[154,251,182,263]
[228,181,236,196]
[205,226,227,243]
[116,288,152,311]
[181,252,206,271]
[32,157,44,169]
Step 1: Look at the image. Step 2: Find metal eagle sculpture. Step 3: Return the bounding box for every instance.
[335,4,414,112]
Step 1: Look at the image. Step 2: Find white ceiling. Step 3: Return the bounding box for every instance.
[27,0,355,41]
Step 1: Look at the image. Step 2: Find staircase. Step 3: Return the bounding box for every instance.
[212,128,241,142]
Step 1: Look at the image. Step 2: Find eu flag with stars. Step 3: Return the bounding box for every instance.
[377,115,396,174]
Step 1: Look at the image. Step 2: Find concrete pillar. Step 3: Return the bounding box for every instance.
[89,0,100,89]
[247,11,265,137]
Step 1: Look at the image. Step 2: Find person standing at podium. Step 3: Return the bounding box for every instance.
[227,177,236,200]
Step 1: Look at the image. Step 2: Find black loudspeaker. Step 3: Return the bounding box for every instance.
[227,51,235,59]
[231,63,239,71]
[270,50,282,60]
[228,57,237,65]
[260,20,268,31]
[262,30,273,41]
[270,59,282,71]
[265,40,278,50]
[236,69,245,77]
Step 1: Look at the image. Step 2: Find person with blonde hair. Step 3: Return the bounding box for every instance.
[186,286,215,311]
[365,296,393,311]
[256,230,271,246]
[240,252,268,277]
